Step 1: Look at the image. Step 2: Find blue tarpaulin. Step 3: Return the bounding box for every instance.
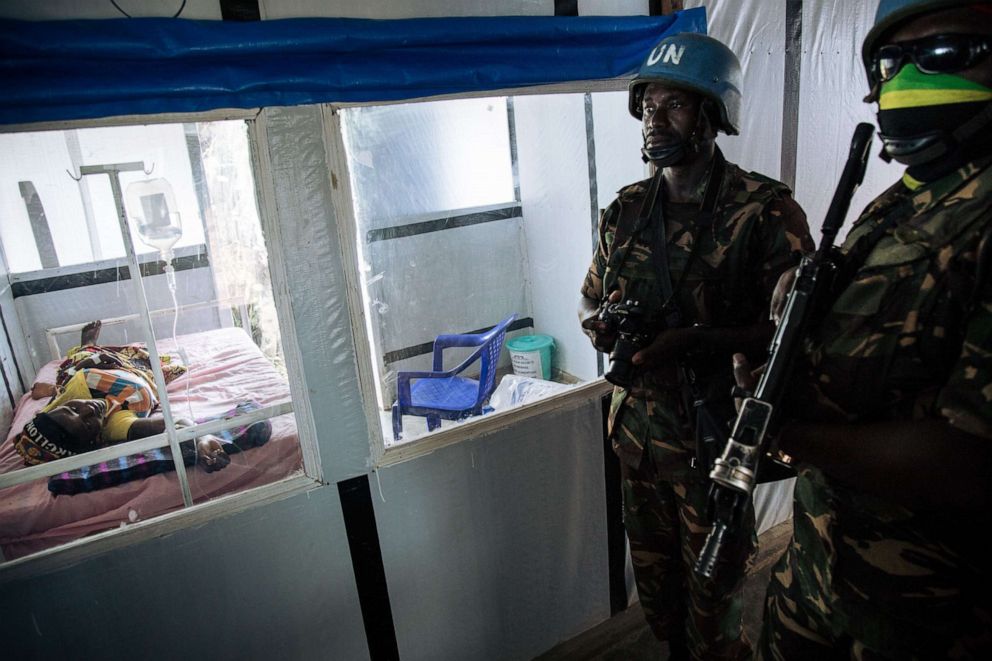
[0,9,705,125]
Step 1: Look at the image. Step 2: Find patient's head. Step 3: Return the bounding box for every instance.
[45,399,108,443]
[14,399,108,465]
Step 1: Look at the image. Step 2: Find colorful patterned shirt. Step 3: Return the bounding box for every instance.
[43,368,158,443]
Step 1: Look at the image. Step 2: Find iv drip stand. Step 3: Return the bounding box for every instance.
[77,162,194,508]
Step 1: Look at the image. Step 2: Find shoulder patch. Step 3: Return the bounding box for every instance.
[743,170,792,196]
[617,177,652,201]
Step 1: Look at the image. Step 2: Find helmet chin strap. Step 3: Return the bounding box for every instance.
[641,142,687,166]
[879,100,992,165]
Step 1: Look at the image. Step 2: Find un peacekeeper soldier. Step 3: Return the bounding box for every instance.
[746,1,992,658]
[579,33,812,660]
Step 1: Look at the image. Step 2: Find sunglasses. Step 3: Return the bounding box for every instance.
[871,33,990,83]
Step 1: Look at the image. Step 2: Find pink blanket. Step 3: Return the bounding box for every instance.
[0,327,303,560]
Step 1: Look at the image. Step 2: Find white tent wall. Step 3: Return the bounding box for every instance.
[13,268,222,375]
[0,0,223,20]
[363,217,530,402]
[591,91,649,214]
[685,0,787,180]
[0,251,27,435]
[0,1,919,659]
[0,483,371,660]
[692,0,900,234]
[796,0,903,237]
[374,400,607,660]
[514,93,600,381]
[259,104,374,485]
[260,0,556,19]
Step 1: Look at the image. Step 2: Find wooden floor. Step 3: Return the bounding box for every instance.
[535,519,794,660]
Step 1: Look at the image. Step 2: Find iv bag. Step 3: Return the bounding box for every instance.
[125,178,182,258]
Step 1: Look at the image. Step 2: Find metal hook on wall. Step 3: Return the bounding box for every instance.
[66,168,82,181]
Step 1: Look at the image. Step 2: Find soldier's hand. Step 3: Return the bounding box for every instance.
[770,267,799,326]
[581,290,622,353]
[631,327,701,367]
[731,353,763,412]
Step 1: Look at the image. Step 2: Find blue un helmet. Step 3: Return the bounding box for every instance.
[628,32,742,136]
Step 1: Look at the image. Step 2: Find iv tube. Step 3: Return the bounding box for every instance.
[125,177,194,420]
[125,178,183,292]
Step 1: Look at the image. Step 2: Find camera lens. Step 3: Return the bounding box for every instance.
[605,339,638,388]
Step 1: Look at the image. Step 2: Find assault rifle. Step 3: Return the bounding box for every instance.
[694,123,875,579]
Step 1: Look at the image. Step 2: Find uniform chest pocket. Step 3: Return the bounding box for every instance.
[825,239,956,398]
[611,240,660,299]
[831,240,930,318]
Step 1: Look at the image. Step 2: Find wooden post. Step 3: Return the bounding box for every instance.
[649,0,684,15]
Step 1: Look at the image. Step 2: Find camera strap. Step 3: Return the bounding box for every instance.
[647,150,726,473]
[606,150,726,313]
[648,148,726,326]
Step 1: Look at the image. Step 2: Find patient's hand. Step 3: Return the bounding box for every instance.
[196,436,231,473]
[31,382,55,400]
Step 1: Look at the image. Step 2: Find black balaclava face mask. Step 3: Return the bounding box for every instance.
[875,62,992,181]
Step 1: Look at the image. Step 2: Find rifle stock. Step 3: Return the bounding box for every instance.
[694,123,874,579]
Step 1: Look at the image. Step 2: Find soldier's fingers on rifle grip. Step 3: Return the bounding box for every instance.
[770,266,799,326]
[607,290,623,304]
[732,353,756,412]
[733,353,760,387]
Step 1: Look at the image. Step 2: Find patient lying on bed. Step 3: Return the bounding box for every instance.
[13,321,230,472]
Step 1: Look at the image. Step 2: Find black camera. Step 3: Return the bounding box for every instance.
[598,299,657,388]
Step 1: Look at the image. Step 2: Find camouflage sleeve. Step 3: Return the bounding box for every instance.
[753,193,814,303]
[937,277,992,439]
[580,199,618,302]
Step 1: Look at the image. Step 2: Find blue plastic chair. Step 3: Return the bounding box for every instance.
[392,314,517,441]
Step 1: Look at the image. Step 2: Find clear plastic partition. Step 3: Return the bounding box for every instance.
[340,91,643,446]
[0,120,303,562]
[343,97,515,227]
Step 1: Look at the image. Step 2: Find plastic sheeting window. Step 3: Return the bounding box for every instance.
[0,127,208,273]
[0,121,307,563]
[344,98,516,226]
[339,91,646,446]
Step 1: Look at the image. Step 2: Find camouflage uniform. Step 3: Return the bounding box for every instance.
[581,152,812,659]
[759,157,992,660]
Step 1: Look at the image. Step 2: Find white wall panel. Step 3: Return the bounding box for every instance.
[0,252,25,435]
[13,267,220,376]
[1,486,369,661]
[376,398,608,661]
[796,0,901,238]
[260,0,553,19]
[366,219,530,357]
[686,0,787,180]
[591,90,648,216]
[261,105,373,482]
[515,93,599,382]
[581,0,649,16]
[0,0,222,20]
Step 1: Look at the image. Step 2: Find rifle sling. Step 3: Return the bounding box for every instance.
[604,151,726,453]
[609,148,726,325]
